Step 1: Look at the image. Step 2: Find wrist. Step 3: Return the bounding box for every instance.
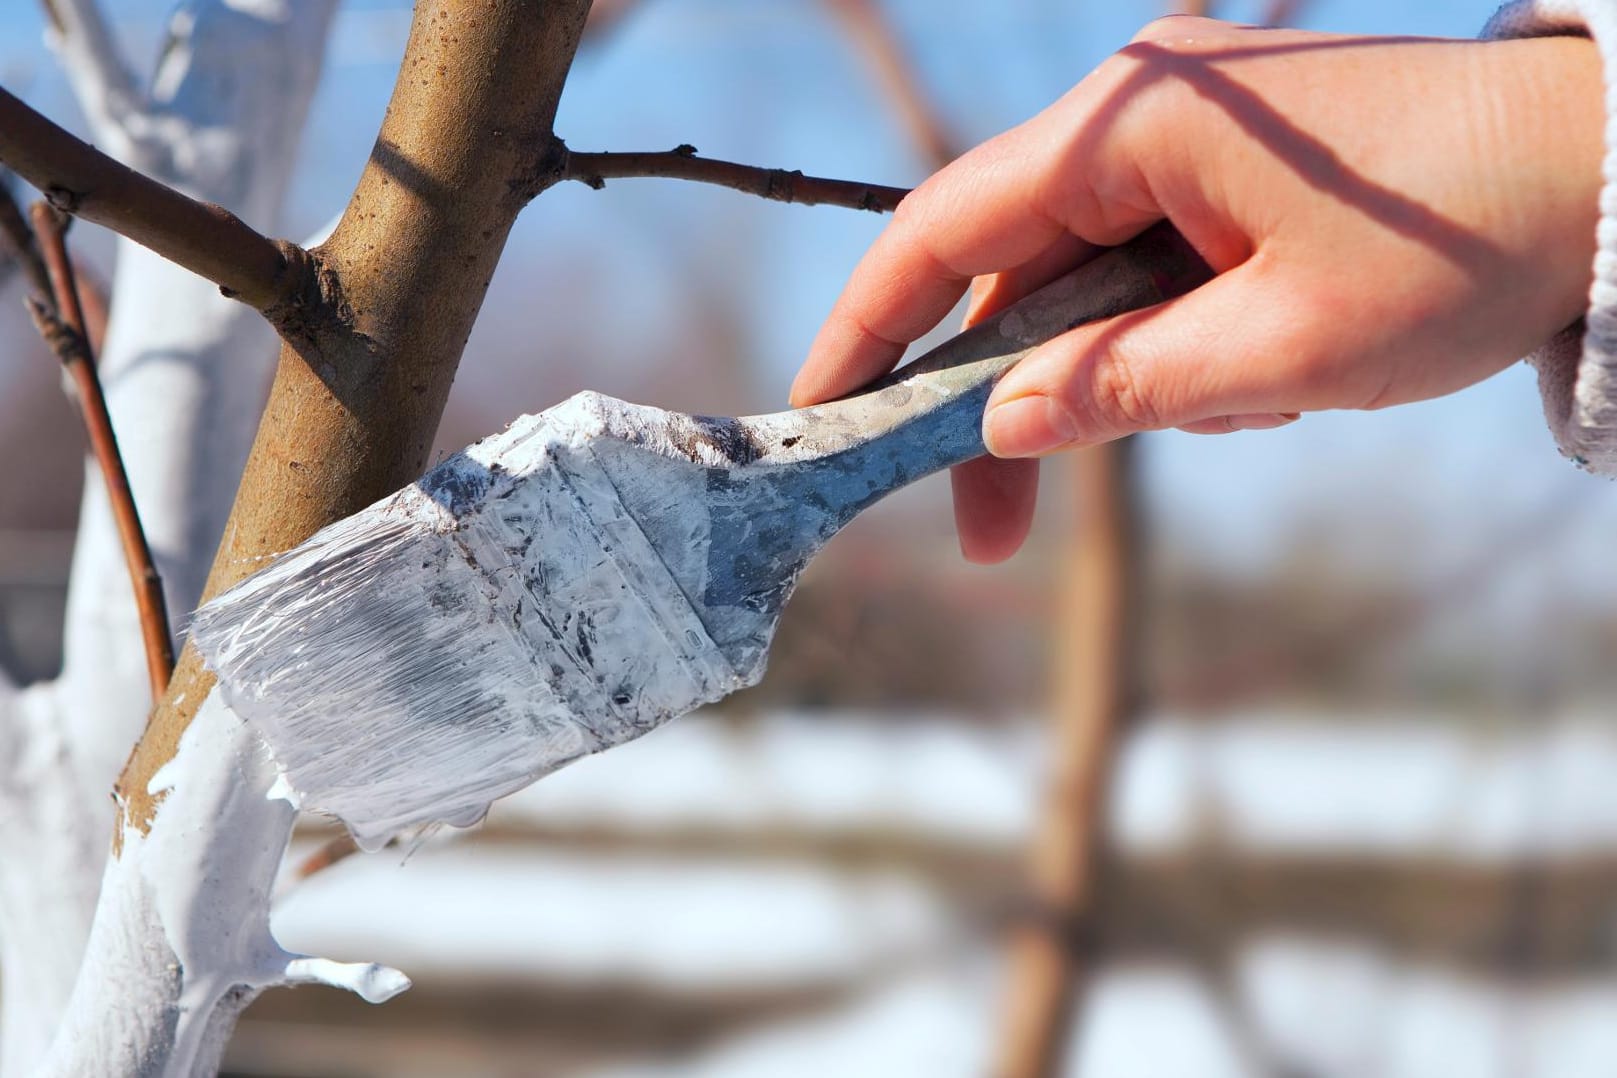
[1475,35,1603,336]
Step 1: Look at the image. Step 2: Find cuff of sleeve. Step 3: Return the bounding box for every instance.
[1487,1,1617,471]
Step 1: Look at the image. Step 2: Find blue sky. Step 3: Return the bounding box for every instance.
[5,0,1612,608]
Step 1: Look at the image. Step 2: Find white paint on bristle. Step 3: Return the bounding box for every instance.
[191,393,755,851]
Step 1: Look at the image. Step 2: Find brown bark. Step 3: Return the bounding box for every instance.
[29,203,174,699]
[0,179,53,299]
[115,0,596,839]
[563,145,909,213]
[0,86,294,310]
[994,441,1139,1078]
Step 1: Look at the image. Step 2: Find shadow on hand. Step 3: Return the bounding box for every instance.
[1077,34,1502,271]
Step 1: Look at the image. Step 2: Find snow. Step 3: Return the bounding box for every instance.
[273,845,951,988]
[267,708,1617,1076]
[494,709,1040,845]
[1116,713,1617,860]
[499,708,1617,862]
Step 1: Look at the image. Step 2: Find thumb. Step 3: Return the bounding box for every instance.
[982,259,1315,455]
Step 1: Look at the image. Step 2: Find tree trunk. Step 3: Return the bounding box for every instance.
[993,440,1140,1078]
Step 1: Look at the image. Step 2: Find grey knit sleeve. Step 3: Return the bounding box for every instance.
[1487,2,1617,470]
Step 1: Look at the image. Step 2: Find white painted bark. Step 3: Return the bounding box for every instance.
[0,685,103,1075]
[39,0,144,160]
[0,2,343,1073]
[35,691,405,1078]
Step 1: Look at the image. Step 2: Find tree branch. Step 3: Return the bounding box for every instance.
[28,204,174,700]
[0,86,298,312]
[561,143,909,213]
[37,0,145,151]
[0,176,52,299]
[1260,0,1305,26]
[288,834,362,887]
[822,0,959,170]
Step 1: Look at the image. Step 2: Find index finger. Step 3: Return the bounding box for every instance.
[790,89,1161,406]
[790,129,1064,406]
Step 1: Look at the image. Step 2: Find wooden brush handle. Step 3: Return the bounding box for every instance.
[768,221,1213,526]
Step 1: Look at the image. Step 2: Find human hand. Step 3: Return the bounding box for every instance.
[790,17,1602,562]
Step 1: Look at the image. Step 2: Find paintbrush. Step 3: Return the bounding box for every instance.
[190,223,1209,850]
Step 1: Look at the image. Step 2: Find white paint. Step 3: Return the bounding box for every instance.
[41,0,145,160]
[193,394,754,850]
[37,690,407,1077]
[0,685,105,1075]
[282,956,410,1004]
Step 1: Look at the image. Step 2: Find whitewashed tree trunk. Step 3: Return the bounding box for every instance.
[38,689,404,1077]
[0,2,341,1072]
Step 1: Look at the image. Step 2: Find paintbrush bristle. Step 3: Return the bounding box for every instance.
[192,394,752,850]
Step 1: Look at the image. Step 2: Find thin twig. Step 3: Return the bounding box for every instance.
[561,144,909,213]
[71,255,109,353]
[33,204,88,335]
[38,0,65,33]
[1259,0,1303,26]
[0,177,53,299]
[28,202,174,699]
[287,831,412,889]
[0,86,294,311]
[821,0,959,170]
[291,834,361,884]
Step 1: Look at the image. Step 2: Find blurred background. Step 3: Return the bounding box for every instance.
[7,0,1617,1075]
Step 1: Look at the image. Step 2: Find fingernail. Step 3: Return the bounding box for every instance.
[1228,412,1299,430]
[983,395,1081,457]
[787,374,817,409]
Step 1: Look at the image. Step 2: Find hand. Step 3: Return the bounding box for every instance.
[790,17,1602,562]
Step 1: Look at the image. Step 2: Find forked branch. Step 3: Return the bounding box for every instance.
[561,143,909,213]
[0,86,297,312]
[28,203,174,698]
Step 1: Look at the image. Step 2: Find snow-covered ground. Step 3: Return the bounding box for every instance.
[268,709,1617,1076]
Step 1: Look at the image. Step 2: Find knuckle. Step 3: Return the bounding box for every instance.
[1288,349,1338,400]
[1083,335,1162,433]
[888,186,927,231]
[1127,14,1216,48]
